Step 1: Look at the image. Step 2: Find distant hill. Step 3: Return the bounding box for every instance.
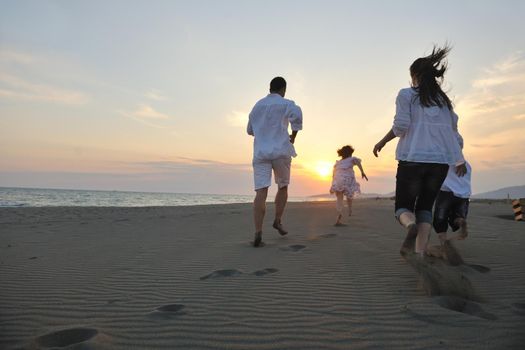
[472,185,525,199]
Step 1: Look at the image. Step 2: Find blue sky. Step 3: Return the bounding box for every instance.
[1,0,524,195]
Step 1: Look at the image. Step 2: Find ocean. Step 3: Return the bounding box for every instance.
[0,187,309,207]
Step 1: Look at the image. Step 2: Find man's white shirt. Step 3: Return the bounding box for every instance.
[247,93,303,160]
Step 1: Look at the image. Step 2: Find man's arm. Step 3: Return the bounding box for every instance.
[290,130,298,144]
[288,103,302,144]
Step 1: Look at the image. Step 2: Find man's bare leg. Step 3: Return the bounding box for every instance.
[273,186,288,235]
[253,187,268,246]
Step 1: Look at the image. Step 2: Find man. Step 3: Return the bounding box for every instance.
[247,76,303,247]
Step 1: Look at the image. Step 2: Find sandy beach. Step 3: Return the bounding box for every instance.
[1,199,524,349]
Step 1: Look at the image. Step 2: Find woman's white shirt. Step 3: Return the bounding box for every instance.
[392,88,464,165]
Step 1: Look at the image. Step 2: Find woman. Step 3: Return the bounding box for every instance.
[373,45,467,257]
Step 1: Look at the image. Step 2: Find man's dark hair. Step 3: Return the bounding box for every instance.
[270,77,286,92]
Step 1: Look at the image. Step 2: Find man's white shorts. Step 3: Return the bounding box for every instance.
[252,157,292,190]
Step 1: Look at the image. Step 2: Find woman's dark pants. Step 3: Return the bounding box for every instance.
[394,161,449,224]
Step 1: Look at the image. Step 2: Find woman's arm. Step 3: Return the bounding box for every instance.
[373,129,396,157]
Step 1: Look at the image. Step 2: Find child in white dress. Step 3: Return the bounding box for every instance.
[330,145,368,226]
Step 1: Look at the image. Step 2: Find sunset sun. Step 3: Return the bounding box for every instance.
[315,161,333,180]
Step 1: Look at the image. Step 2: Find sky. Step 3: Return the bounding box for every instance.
[1,0,524,197]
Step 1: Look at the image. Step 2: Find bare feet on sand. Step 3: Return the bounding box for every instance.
[445,219,468,241]
[253,232,262,247]
[272,220,288,236]
[400,224,418,257]
[441,240,465,266]
[334,214,344,226]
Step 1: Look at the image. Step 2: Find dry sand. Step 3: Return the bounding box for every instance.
[1,200,524,349]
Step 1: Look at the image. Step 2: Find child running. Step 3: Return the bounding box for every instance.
[330,145,368,226]
[373,44,467,257]
[433,160,472,242]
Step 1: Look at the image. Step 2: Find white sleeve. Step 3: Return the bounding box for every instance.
[288,102,303,131]
[247,110,254,136]
[452,111,463,149]
[392,89,411,137]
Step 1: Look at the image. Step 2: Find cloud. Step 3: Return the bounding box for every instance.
[458,52,525,116]
[132,104,170,119]
[456,51,525,135]
[136,157,251,172]
[0,72,89,105]
[0,50,35,65]
[0,49,89,105]
[226,110,248,127]
[119,104,172,128]
[145,89,167,101]
[453,52,525,185]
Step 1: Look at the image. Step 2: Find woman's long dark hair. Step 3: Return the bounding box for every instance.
[410,45,453,110]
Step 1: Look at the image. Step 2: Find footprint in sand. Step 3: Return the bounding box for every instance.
[280,244,306,252]
[151,304,187,318]
[114,218,130,222]
[511,302,525,316]
[307,233,337,241]
[35,327,99,348]
[251,268,278,276]
[466,264,491,273]
[200,269,243,280]
[156,304,185,313]
[434,296,498,320]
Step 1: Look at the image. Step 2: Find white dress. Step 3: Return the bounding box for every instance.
[330,157,361,197]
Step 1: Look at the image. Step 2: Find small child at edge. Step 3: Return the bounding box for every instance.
[330,145,368,226]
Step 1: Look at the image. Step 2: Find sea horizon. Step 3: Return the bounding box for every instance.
[0,186,313,208]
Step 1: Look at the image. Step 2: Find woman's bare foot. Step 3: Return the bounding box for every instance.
[400,224,418,256]
[334,214,344,226]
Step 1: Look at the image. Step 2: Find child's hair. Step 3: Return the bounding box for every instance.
[337,145,354,159]
[410,44,453,110]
